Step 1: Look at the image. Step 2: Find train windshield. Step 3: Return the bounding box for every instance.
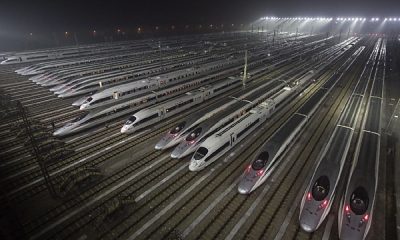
[193,147,208,160]
[86,97,93,102]
[186,127,202,141]
[252,152,269,170]
[125,116,136,125]
[312,176,330,201]
[170,121,186,134]
[350,187,369,215]
[72,113,89,122]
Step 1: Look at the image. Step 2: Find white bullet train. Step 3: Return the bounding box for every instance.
[76,56,235,108]
[156,37,356,153]
[189,99,275,171]
[53,73,228,137]
[36,50,202,87]
[238,44,365,194]
[32,55,161,86]
[16,48,160,76]
[3,40,152,66]
[120,76,241,134]
[338,39,385,240]
[76,43,302,109]
[299,39,381,233]
[54,51,244,98]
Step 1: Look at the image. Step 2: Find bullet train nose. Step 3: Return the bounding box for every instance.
[170,148,182,158]
[189,161,203,171]
[237,186,251,195]
[188,163,197,171]
[79,104,88,110]
[237,180,253,194]
[53,128,65,137]
[170,151,180,159]
[154,144,163,150]
[120,125,130,134]
[299,223,313,233]
[155,137,172,150]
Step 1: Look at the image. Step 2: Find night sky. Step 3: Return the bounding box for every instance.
[1,0,399,32]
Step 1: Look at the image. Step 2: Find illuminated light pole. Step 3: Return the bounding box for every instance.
[243,50,247,87]
[347,26,351,39]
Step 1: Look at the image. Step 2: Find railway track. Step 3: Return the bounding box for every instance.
[6,47,340,240]
[18,41,366,240]
[0,54,306,204]
[95,56,360,240]
[1,35,380,240]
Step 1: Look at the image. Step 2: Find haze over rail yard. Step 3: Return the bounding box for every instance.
[0,5,399,240]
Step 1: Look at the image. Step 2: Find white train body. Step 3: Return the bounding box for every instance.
[189,100,275,171]
[121,77,241,134]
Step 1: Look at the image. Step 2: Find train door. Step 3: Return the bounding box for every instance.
[160,108,165,120]
[230,133,236,146]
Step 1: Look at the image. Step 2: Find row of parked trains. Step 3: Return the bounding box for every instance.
[9,32,384,239]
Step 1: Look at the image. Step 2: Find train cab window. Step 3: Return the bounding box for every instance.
[125,116,136,125]
[350,187,369,215]
[252,152,269,170]
[194,147,208,160]
[72,113,89,123]
[312,176,330,201]
[170,122,186,134]
[86,97,93,102]
[186,127,202,141]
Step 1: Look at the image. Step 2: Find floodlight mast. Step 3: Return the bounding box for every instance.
[243,50,247,87]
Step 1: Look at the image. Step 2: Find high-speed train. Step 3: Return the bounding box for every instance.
[169,66,311,159]
[75,42,302,109]
[190,41,363,172]
[40,49,199,88]
[120,76,241,134]
[33,55,161,86]
[76,55,234,109]
[238,44,365,195]
[156,37,359,153]
[16,48,166,76]
[338,39,385,240]
[189,100,275,171]
[299,39,381,233]
[54,75,239,137]
[155,64,271,152]
[36,50,201,87]
[3,41,149,65]
[54,53,242,98]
